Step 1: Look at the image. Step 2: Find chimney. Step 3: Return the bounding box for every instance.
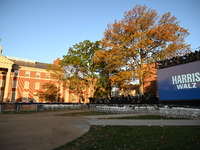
[53,58,60,65]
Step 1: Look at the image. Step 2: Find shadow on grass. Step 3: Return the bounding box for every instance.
[55,126,200,150]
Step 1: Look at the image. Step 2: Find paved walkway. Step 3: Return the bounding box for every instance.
[0,111,90,150]
[83,114,200,126]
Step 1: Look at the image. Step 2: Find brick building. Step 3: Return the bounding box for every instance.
[118,63,158,97]
[0,55,92,103]
[143,63,158,96]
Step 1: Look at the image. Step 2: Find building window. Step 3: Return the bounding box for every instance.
[14,70,19,76]
[0,91,4,101]
[36,72,40,78]
[72,93,76,102]
[33,92,39,102]
[11,91,17,102]
[12,80,18,88]
[35,82,40,90]
[0,79,5,87]
[22,92,29,102]
[25,71,30,77]
[46,73,50,79]
[24,81,29,89]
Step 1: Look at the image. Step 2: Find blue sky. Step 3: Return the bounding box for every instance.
[0,0,200,63]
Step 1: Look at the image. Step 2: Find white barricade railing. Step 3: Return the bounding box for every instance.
[91,104,200,119]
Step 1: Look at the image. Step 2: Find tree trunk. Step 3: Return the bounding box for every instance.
[139,53,144,94]
[139,76,144,94]
[107,79,112,97]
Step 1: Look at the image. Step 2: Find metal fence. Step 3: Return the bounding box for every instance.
[0,103,87,113]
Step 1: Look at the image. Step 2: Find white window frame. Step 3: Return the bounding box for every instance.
[22,92,29,102]
[24,81,29,89]
[33,92,39,102]
[46,73,50,79]
[36,72,40,78]
[25,71,30,77]
[35,82,40,90]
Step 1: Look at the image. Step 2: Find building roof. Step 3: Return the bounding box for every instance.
[11,59,50,69]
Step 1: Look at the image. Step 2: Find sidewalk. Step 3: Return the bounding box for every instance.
[83,114,200,126]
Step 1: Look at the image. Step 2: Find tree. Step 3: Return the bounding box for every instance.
[93,59,112,98]
[96,5,190,94]
[93,49,113,98]
[61,40,100,78]
[37,82,60,102]
[50,40,101,102]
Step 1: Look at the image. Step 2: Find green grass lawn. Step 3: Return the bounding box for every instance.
[55,126,200,150]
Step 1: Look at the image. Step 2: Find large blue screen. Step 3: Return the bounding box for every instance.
[157,61,200,101]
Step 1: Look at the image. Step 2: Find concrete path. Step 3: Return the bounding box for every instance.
[0,111,90,150]
[83,114,200,126]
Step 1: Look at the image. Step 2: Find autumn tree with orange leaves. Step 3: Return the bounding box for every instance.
[94,5,190,94]
[37,82,60,102]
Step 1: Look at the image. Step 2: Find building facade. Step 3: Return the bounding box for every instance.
[143,63,158,97]
[0,55,92,103]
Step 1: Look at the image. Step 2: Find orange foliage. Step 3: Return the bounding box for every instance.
[94,5,190,94]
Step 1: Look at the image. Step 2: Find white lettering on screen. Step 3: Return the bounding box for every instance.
[172,72,200,89]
